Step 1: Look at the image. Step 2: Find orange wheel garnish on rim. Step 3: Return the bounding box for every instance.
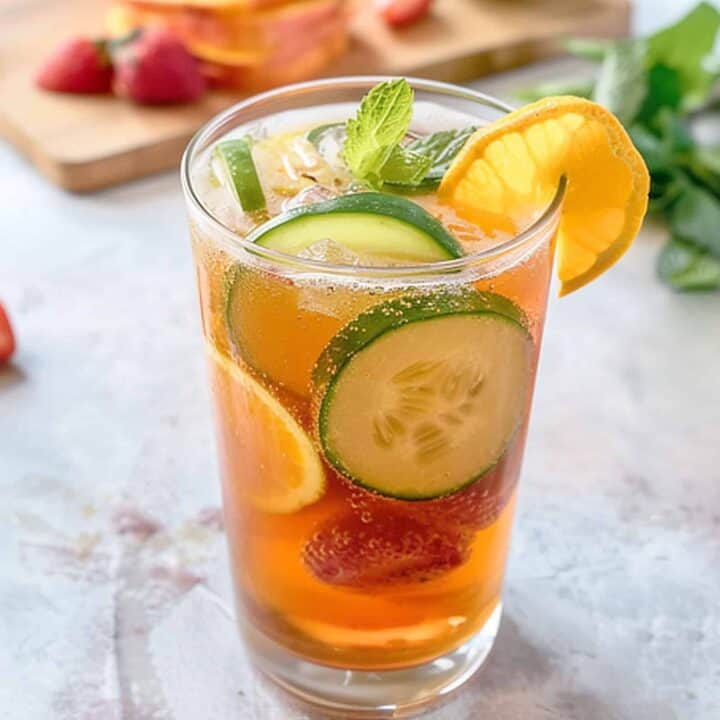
[439,96,650,296]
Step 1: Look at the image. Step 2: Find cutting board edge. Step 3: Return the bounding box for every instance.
[0,112,193,192]
[1,0,631,193]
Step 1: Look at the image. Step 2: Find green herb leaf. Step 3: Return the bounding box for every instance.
[525,4,720,293]
[563,37,612,61]
[514,78,594,102]
[628,125,672,173]
[593,40,647,125]
[647,1,720,108]
[636,64,683,124]
[405,127,477,182]
[380,146,432,186]
[671,183,720,257]
[693,145,720,176]
[655,109,695,155]
[343,79,414,188]
[657,236,720,290]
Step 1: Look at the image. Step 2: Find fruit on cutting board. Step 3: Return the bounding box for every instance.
[113,28,206,104]
[35,37,114,94]
[106,0,348,91]
[35,29,205,104]
[374,0,433,27]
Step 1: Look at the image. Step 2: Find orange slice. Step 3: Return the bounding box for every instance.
[206,343,325,513]
[439,97,650,296]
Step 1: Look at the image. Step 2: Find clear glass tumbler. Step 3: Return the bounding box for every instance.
[181,77,562,717]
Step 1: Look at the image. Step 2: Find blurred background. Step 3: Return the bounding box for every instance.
[1,1,719,720]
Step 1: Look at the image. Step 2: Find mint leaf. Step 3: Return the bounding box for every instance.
[406,127,477,183]
[655,108,694,155]
[533,6,720,294]
[380,146,432,186]
[671,183,720,258]
[636,64,683,124]
[629,125,672,173]
[593,40,647,125]
[658,236,720,291]
[693,145,720,176]
[343,79,414,188]
[647,1,720,108]
[342,81,476,190]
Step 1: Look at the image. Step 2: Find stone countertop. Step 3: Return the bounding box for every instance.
[2,66,719,720]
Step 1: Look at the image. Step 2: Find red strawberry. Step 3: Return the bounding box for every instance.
[424,466,514,531]
[0,303,16,364]
[36,37,113,94]
[113,29,205,105]
[303,508,469,587]
[374,0,432,27]
[424,438,525,531]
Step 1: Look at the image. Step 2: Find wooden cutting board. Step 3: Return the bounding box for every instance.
[0,0,629,192]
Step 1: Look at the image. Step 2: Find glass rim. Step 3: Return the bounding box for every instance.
[181,75,565,278]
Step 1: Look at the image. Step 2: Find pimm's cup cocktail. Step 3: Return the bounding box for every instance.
[181,77,649,716]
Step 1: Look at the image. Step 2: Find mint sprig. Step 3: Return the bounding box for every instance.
[380,146,432,186]
[342,79,476,190]
[519,1,720,292]
[403,126,478,186]
[343,79,415,188]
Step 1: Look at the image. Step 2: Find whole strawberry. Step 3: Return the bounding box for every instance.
[113,29,205,105]
[36,37,113,94]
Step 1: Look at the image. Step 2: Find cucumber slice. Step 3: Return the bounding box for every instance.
[213,138,266,213]
[252,192,463,263]
[313,292,532,500]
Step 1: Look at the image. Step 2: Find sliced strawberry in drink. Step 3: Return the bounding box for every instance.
[424,437,525,531]
[303,508,469,587]
[425,467,511,531]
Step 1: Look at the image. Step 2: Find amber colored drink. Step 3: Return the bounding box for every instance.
[182,78,561,715]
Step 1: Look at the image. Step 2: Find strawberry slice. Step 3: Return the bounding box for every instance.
[374,0,432,27]
[424,439,525,531]
[0,303,16,364]
[113,28,205,105]
[303,508,469,587]
[36,37,113,94]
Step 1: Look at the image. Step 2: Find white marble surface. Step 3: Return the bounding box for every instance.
[2,61,720,719]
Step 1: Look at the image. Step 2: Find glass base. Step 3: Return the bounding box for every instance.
[246,602,502,718]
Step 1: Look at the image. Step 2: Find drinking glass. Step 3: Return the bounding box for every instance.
[181,77,562,717]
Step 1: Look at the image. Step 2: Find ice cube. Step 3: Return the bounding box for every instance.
[297,238,362,266]
[313,124,346,167]
[282,184,338,212]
